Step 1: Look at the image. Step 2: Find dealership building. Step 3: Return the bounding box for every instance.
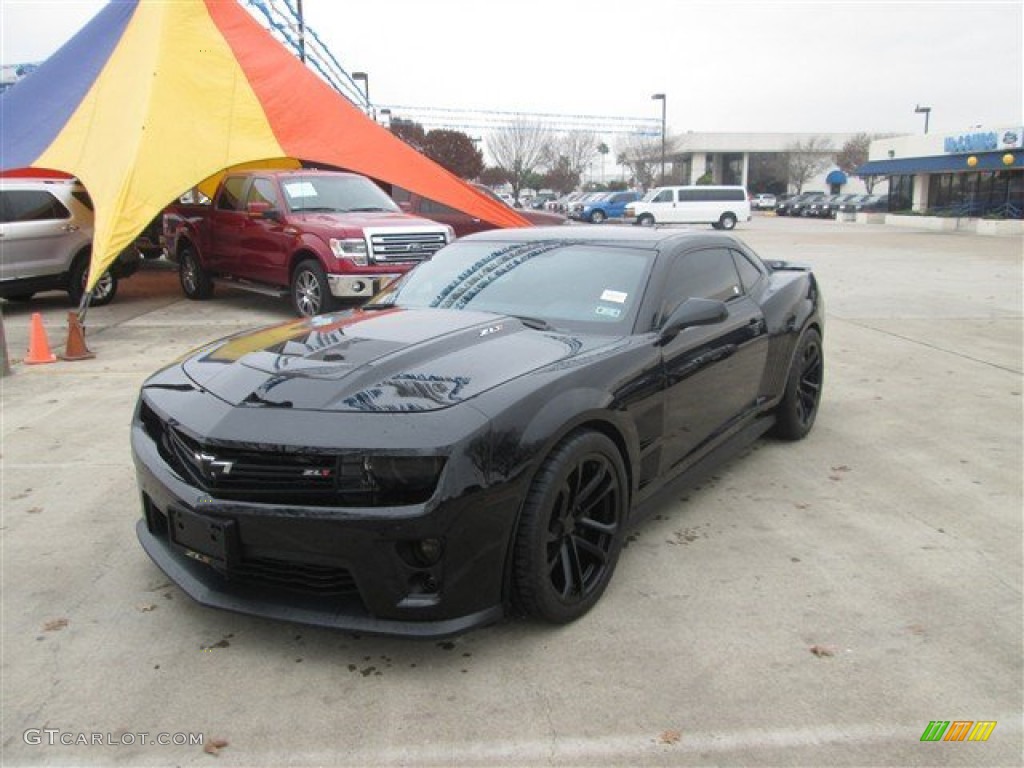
[856,125,1022,217]
[661,131,874,195]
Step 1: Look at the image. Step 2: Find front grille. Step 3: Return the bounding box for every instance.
[231,556,358,596]
[369,231,446,263]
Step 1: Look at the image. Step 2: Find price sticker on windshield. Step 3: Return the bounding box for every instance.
[600,289,628,304]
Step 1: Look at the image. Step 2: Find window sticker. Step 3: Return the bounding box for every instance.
[600,289,628,304]
[283,181,318,198]
[595,306,622,318]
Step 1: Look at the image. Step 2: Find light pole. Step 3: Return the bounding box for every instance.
[914,104,931,134]
[379,107,391,127]
[652,93,666,184]
[352,71,372,117]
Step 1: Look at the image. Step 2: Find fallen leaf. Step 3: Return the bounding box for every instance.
[830,465,852,473]
[203,738,229,756]
[137,604,157,613]
[809,644,837,658]
[658,730,682,745]
[43,618,68,632]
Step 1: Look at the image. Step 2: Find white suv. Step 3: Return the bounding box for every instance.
[0,178,138,306]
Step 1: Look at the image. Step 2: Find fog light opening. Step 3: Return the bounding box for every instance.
[413,537,443,567]
[351,280,366,293]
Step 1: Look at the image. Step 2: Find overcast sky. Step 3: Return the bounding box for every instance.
[2,0,1021,138]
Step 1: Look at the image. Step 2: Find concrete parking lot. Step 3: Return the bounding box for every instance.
[1,216,1021,766]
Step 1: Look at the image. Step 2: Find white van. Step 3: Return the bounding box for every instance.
[625,185,751,230]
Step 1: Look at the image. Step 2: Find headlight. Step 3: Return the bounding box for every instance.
[330,237,368,266]
[338,454,446,505]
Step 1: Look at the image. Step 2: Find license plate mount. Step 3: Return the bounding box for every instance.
[169,507,238,569]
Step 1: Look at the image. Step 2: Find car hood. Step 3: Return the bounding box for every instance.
[290,210,448,231]
[181,308,613,412]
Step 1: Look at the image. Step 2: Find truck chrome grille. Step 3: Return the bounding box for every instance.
[368,231,447,263]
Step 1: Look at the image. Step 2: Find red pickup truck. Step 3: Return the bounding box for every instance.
[163,170,454,316]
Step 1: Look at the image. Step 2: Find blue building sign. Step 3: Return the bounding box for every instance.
[944,128,1022,154]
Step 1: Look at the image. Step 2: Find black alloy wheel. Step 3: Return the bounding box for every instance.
[773,328,824,440]
[513,430,628,623]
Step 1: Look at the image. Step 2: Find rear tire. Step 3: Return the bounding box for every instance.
[512,430,628,624]
[69,255,117,307]
[291,259,335,317]
[773,328,823,440]
[719,212,737,230]
[179,245,213,300]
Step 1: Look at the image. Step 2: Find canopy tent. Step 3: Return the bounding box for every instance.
[0,0,529,291]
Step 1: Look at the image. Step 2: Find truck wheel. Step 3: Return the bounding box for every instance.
[589,209,606,224]
[291,260,335,317]
[718,213,737,230]
[179,245,213,300]
[637,213,655,227]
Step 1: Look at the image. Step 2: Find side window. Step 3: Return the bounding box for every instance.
[726,189,745,201]
[677,189,699,202]
[1,190,69,223]
[216,177,246,211]
[653,189,674,203]
[663,247,743,315]
[420,197,457,215]
[246,178,278,208]
[391,186,411,204]
[730,249,763,292]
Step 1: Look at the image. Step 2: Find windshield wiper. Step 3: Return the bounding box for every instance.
[348,206,389,212]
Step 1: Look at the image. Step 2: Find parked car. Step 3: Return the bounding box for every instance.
[393,184,568,238]
[776,192,826,217]
[132,225,824,636]
[839,194,887,214]
[578,190,641,223]
[803,194,854,219]
[751,193,777,210]
[0,177,139,306]
[163,170,454,316]
[567,192,609,219]
[528,193,558,210]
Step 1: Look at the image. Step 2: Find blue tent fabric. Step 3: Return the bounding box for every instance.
[1,2,137,170]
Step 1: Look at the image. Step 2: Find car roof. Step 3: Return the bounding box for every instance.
[459,225,740,250]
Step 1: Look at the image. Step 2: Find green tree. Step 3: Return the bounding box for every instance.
[387,117,427,152]
[422,129,484,180]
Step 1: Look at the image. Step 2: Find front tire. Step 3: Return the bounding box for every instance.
[589,209,606,224]
[773,328,823,440]
[513,430,628,624]
[637,213,655,227]
[179,245,213,300]
[291,259,335,317]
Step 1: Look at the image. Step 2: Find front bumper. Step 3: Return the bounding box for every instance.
[327,273,401,299]
[130,389,526,638]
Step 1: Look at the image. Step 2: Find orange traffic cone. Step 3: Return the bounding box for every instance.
[24,312,57,365]
[60,311,95,361]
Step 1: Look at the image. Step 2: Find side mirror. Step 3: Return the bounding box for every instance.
[657,298,728,345]
[247,201,278,219]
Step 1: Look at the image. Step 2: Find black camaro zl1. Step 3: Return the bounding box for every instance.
[132,226,824,637]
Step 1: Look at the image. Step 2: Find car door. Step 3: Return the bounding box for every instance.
[236,176,291,285]
[0,189,77,280]
[207,175,249,273]
[657,245,769,472]
[649,188,678,222]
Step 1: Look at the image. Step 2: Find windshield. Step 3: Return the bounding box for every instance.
[369,239,654,334]
[281,175,400,214]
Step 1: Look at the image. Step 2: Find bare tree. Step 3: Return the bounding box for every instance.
[543,130,598,180]
[616,133,666,190]
[487,119,553,203]
[838,132,897,194]
[785,136,835,193]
